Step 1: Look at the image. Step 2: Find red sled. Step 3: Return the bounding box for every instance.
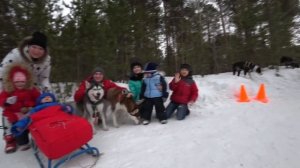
[29,105,99,168]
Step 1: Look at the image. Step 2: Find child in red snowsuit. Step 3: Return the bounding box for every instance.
[0,64,40,153]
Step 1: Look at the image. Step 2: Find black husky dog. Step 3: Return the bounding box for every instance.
[232,61,262,76]
[280,56,299,68]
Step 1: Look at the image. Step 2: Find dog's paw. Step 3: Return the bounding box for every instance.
[133,118,141,125]
[114,125,120,128]
[135,120,141,125]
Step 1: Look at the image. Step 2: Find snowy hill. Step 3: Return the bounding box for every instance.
[1,67,300,168]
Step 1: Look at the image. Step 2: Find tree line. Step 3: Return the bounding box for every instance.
[1,0,299,82]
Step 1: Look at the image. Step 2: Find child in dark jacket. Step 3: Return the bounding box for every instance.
[140,62,168,125]
[166,63,198,120]
[128,62,144,103]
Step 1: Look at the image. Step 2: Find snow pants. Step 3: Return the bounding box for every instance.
[166,101,189,120]
[140,97,166,121]
[2,115,29,145]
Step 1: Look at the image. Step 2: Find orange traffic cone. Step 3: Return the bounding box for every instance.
[238,85,250,102]
[255,83,268,103]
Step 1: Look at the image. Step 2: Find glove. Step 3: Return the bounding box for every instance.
[188,101,195,106]
[136,99,145,105]
[61,104,74,114]
[6,96,17,105]
[20,107,32,114]
[156,84,163,91]
[163,97,167,102]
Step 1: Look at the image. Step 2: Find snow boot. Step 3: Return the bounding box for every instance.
[142,120,150,125]
[160,120,168,124]
[19,143,31,151]
[4,134,17,153]
[186,109,190,116]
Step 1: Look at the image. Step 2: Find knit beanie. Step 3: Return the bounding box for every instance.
[143,62,158,73]
[28,31,47,50]
[13,72,27,82]
[92,67,104,74]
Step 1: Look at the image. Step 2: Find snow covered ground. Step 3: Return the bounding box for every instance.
[1,67,300,168]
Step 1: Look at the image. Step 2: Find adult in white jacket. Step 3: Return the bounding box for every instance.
[0,31,51,92]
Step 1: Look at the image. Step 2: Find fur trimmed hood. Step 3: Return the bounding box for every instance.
[18,35,48,64]
[2,63,35,93]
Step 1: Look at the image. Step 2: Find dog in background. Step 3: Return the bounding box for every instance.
[280,56,299,68]
[82,81,105,132]
[102,88,140,129]
[232,61,262,76]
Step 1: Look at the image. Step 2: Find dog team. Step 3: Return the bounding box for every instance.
[232,56,299,77]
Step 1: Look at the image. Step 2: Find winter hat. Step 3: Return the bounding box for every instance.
[180,63,192,71]
[143,62,158,73]
[92,67,104,74]
[36,92,57,105]
[13,72,27,82]
[180,63,193,76]
[130,62,143,70]
[28,31,47,50]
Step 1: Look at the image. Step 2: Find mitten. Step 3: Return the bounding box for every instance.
[20,107,32,114]
[163,92,169,99]
[136,99,145,105]
[6,96,17,105]
[188,101,195,106]
[163,97,167,102]
[61,104,74,114]
[156,85,163,91]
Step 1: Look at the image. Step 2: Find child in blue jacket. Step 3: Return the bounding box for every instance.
[140,62,168,125]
